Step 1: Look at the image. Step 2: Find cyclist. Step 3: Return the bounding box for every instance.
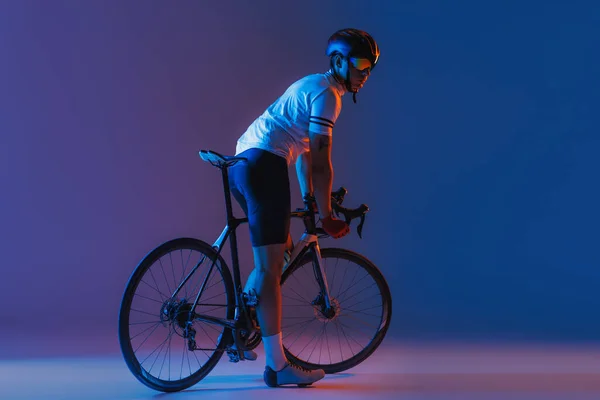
[228,28,380,387]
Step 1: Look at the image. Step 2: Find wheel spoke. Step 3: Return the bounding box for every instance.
[281,248,391,373]
[119,240,234,391]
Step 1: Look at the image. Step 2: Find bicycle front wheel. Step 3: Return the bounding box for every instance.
[118,238,235,392]
[280,248,392,374]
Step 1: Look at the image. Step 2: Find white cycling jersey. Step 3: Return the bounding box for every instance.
[235,70,347,165]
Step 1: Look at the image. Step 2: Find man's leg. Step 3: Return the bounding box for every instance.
[234,149,323,386]
[249,241,325,387]
[244,232,293,294]
[248,242,287,370]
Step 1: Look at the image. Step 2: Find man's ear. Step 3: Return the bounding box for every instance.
[336,55,342,68]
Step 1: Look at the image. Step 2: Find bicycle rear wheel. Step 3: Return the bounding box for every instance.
[280,247,392,374]
[118,238,235,392]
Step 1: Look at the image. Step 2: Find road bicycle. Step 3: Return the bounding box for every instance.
[118,149,392,392]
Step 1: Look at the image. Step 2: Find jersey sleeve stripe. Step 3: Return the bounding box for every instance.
[309,116,335,126]
[309,120,334,129]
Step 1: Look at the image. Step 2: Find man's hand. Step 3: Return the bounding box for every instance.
[320,215,350,239]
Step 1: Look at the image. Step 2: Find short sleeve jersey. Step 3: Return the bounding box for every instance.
[235,71,347,165]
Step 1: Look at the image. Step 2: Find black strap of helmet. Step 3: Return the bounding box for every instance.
[344,56,358,104]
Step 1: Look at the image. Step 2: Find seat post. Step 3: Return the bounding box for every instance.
[220,165,244,301]
[220,166,235,222]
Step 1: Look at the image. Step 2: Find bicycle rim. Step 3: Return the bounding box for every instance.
[118,238,235,392]
[280,247,392,374]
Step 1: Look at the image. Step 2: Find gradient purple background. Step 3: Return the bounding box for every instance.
[1,0,599,358]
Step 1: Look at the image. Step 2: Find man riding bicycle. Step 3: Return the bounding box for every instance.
[228,28,380,388]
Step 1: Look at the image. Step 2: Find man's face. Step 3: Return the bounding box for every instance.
[347,57,372,91]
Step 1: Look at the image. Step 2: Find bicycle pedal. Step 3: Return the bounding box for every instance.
[226,349,241,363]
[243,290,259,307]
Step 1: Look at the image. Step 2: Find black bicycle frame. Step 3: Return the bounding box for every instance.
[174,165,327,332]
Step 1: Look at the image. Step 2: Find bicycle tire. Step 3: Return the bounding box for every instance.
[118,237,235,392]
[281,247,392,374]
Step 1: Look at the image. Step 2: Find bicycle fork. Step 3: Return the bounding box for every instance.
[290,233,333,311]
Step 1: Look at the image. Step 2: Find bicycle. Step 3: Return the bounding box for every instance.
[118,149,392,392]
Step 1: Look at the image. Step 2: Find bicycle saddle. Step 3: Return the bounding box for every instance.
[199,150,247,168]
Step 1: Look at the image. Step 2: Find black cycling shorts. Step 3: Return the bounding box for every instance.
[229,148,290,247]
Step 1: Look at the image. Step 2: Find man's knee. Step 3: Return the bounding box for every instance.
[252,243,285,274]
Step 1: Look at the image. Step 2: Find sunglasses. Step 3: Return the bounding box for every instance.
[349,57,373,71]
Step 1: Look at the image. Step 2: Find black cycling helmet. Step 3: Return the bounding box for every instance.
[326,28,380,102]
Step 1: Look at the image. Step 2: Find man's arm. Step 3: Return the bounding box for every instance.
[307,88,341,219]
[295,150,313,199]
[308,132,333,219]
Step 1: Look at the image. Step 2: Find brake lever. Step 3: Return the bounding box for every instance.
[357,215,366,238]
[336,203,369,239]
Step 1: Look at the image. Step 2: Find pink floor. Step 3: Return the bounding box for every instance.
[1,340,599,400]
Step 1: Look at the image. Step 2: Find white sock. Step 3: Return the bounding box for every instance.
[262,332,287,371]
